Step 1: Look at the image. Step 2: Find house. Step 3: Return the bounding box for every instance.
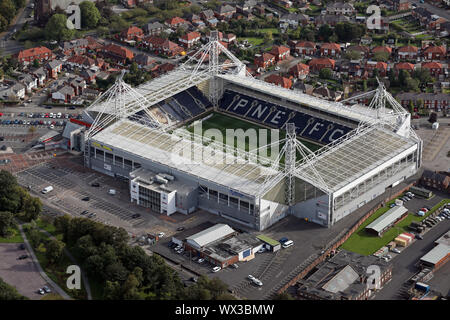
[289,63,309,79]
[264,74,292,89]
[215,4,236,20]
[279,13,309,29]
[66,55,95,69]
[200,9,215,21]
[16,46,52,65]
[421,170,450,191]
[269,45,291,62]
[32,67,47,86]
[326,2,355,15]
[61,38,89,56]
[346,45,370,58]
[69,76,86,96]
[187,14,205,27]
[134,53,155,67]
[372,46,392,57]
[80,69,96,84]
[396,92,449,111]
[100,44,134,64]
[179,31,201,48]
[389,0,411,11]
[320,43,341,57]
[145,38,183,57]
[397,45,419,60]
[422,46,446,60]
[52,85,75,103]
[0,82,25,100]
[165,17,188,28]
[86,36,103,52]
[365,61,388,77]
[421,62,444,77]
[237,0,256,12]
[295,41,316,55]
[45,60,62,79]
[254,53,275,70]
[395,62,415,74]
[18,74,37,93]
[309,58,336,72]
[143,22,164,36]
[222,33,236,44]
[119,26,144,41]
[312,85,342,101]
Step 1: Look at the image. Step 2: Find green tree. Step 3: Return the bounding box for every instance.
[263,31,273,43]
[0,14,8,32]
[0,0,17,23]
[0,211,15,238]
[21,196,42,222]
[0,277,28,300]
[373,51,389,62]
[80,1,101,29]
[12,0,25,8]
[318,24,333,42]
[345,50,361,60]
[319,67,332,80]
[104,280,122,300]
[44,14,75,41]
[45,238,65,264]
[0,170,21,213]
[413,68,431,85]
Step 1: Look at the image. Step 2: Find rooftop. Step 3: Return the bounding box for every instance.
[365,206,408,234]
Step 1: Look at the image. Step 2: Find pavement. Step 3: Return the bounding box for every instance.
[374,220,450,300]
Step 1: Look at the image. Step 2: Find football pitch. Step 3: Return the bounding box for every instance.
[185,112,322,160]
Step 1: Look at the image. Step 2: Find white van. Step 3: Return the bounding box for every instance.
[108,189,116,195]
[282,240,294,249]
[41,186,53,194]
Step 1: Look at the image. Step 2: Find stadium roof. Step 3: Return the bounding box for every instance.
[91,119,284,197]
[365,206,408,234]
[295,126,417,193]
[218,74,384,125]
[186,224,235,249]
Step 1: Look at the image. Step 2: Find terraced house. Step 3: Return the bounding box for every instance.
[16,46,52,65]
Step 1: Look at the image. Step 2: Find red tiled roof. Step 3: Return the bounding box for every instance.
[264,74,292,88]
[423,45,446,55]
[395,62,415,70]
[67,55,95,66]
[256,52,275,62]
[166,16,186,25]
[398,45,418,53]
[421,62,442,69]
[309,57,336,66]
[122,26,143,36]
[102,44,134,60]
[296,41,315,48]
[289,63,309,74]
[366,61,387,70]
[181,31,201,41]
[270,45,290,55]
[17,46,52,60]
[321,43,341,51]
[145,36,166,46]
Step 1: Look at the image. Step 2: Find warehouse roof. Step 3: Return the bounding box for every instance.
[322,265,359,294]
[186,224,235,249]
[420,244,450,266]
[256,234,280,247]
[365,206,408,234]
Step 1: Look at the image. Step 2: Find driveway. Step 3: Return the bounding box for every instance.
[0,243,48,299]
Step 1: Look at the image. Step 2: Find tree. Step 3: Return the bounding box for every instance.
[21,195,42,222]
[0,15,8,33]
[45,238,65,264]
[80,1,101,29]
[0,277,27,300]
[319,67,332,80]
[263,31,273,43]
[318,24,333,42]
[0,211,15,238]
[345,50,361,60]
[32,59,39,68]
[0,170,21,213]
[373,51,389,62]
[44,14,75,41]
[0,0,16,23]
[413,68,431,86]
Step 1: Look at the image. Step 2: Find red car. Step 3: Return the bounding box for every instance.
[412,115,420,119]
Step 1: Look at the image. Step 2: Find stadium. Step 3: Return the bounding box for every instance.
[81,32,423,231]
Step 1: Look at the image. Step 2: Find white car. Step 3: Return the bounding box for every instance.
[197,258,205,264]
[391,248,401,254]
[252,279,263,287]
[158,232,165,238]
[248,275,255,281]
[212,266,221,273]
[274,66,280,71]
[257,247,266,253]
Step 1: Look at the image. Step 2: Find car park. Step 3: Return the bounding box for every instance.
[212,266,221,273]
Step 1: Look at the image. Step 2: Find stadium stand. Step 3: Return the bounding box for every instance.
[219,90,353,144]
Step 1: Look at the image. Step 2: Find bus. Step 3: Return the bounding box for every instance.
[409,186,433,199]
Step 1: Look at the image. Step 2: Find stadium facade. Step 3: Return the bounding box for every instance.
[82,32,422,231]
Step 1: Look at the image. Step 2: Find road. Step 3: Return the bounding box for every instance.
[374,219,450,300]
[409,1,450,20]
[0,1,33,57]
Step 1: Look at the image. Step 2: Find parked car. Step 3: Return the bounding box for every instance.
[415,234,424,240]
[252,278,263,286]
[389,203,396,208]
[197,258,205,264]
[18,254,28,260]
[282,240,294,249]
[257,247,266,253]
[190,277,198,283]
[91,182,100,187]
[42,286,51,293]
[38,288,45,295]
[231,263,239,269]
[176,227,185,231]
[87,212,96,218]
[279,237,289,244]
[212,266,221,273]
[131,213,141,219]
[19,243,25,250]
[158,232,165,238]
[391,248,401,254]
[81,210,89,215]
[81,196,90,201]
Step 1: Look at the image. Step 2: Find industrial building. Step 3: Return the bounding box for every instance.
[420,230,450,271]
[297,250,393,300]
[365,205,409,236]
[81,32,422,231]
